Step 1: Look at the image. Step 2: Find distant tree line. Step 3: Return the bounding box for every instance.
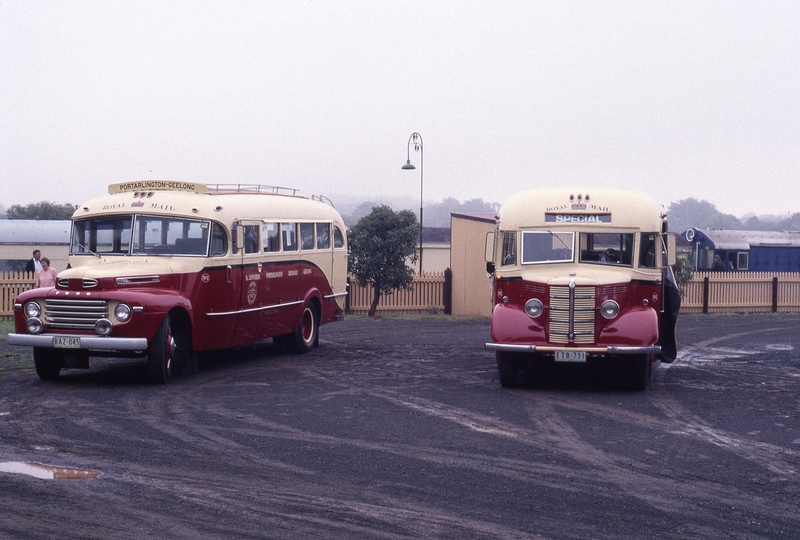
[5,202,75,220]
[342,197,499,228]
[667,198,800,234]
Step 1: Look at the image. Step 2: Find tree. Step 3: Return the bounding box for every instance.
[348,205,419,317]
[7,201,75,220]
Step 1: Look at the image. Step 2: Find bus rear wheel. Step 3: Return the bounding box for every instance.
[148,316,175,384]
[34,347,63,380]
[287,303,319,354]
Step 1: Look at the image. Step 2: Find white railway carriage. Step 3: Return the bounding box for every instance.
[485,187,680,390]
[10,181,347,383]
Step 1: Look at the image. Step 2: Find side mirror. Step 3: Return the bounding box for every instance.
[486,261,495,274]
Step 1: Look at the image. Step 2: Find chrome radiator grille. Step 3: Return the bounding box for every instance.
[44,298,109,330]
[549,284,596,344]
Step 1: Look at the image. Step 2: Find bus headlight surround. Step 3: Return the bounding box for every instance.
[26,317,43,334]
[114,303,132,322]
[525,298,544,318]
[600,300,620,319]
[24,301,41,318]
[95,318,113,336]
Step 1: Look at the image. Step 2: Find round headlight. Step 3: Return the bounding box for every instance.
[114,303,132,322]
[26,317,43,334]
[24,301,41,318]
[95,318,113,336]
[600,300,620,319]
[525,298,544,318]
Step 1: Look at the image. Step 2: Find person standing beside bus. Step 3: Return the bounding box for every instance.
[35,257,58,288]
[25,249,43,275]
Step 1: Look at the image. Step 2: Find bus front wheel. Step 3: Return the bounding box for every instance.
[148,316,175,384]
[496,351,521,388]
[626,354,652,391]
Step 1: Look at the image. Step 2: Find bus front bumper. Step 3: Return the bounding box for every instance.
[485,343,661,355]
[8,333,149,351]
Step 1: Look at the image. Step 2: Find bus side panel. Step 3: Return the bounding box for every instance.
[255,260,300,342]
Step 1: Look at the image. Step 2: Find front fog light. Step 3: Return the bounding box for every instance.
[600,300,620,319]
[24,301,41,318]
[114,303,132,322]
[525,298,544,318]
[26,317,43,334]
[95,318,113,336]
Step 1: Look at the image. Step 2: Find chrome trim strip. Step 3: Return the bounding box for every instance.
[324,292,348,299]
[485,343,661,355]
[7,333,148,351]
[206,300,304,317]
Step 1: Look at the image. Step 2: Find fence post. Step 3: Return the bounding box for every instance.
[702,276,710,314]
[772,276,779,313]
[443,268,452,315]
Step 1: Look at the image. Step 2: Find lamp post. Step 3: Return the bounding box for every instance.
[401,132,423,274]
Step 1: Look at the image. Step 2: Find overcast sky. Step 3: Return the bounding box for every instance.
[1,1,798,218]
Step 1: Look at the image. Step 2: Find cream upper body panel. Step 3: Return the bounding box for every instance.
[498,186,665,233]
[73,181,345,227]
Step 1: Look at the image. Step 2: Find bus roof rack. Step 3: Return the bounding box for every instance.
[206,184,301,197]
[311,194,336,208]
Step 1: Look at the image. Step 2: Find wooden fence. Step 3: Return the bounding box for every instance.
[346,270,452,315]
[3,270,800,320]
[679,272,800,314]
[1,271,36,320]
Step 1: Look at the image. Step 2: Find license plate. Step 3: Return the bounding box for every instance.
[52,337,81,349]
[555,351,586,362]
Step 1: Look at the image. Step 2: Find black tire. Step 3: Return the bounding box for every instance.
[626,354,652,391]
[33,347,63,380]
[496,351,520,388]
[287,303,319,354]
[148,315,175,384]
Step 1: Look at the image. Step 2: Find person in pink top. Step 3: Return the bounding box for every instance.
[35,257,58,288]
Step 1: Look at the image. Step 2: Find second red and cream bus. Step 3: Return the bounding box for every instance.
[485,186,680,390]
[9,181,348,383]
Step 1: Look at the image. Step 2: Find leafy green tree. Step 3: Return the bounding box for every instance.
[7,201,75,220]
[348,205,419,317]
[671,253,695,298]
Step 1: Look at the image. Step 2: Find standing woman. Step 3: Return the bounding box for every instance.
[35,257,58,288]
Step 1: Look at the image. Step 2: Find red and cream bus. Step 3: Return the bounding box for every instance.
[485,186,680,390]
[9,181,348,383]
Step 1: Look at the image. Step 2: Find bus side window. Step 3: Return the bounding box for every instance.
[263,222,280,252]
[244,225,260,254]
[640,233,657,268]
[316,223,330,249]
[210,222,227,256]
[333,226,344,248]
[300,223,315,250]
[501,232,517,266]
[282,223,298,251]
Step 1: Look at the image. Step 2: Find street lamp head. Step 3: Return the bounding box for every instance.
[401,159,416,170]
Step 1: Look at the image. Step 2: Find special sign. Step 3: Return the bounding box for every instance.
[545,213,611,223]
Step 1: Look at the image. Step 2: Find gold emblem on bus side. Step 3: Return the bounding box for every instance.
[247,281,258,305]
[201,273,210,283]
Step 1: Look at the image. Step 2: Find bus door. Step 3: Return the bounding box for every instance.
[203,221,242,350]
[231,220,263,347]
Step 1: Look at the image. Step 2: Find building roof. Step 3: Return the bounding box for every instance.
[685,228,800,249]
[0,219,72,245]
[450,212,497,224]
